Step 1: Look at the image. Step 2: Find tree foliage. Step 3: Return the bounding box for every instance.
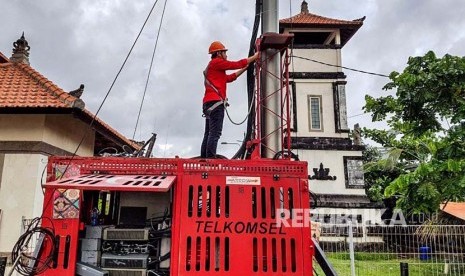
[363,51,465,213]
[363,146,402,203]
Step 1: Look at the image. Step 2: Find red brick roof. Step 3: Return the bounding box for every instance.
[0,56,140,151]
[0,62,78,108]
[280,11,364,26]
[279,3,365,46]
[440,202,465,221]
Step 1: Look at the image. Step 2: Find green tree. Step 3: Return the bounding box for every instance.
[363,145,402,203]
[363,51,465,214]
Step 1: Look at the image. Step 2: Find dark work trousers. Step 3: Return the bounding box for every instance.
[201,101,225,158]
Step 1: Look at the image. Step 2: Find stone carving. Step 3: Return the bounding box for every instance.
[310,163,336,180]
[10,32,30,64]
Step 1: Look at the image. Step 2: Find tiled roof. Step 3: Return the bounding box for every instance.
[440,202,465,221]
[0,55,140,151]
[0,62,78,108]
[279,3,365,46]
[280,12,364,26]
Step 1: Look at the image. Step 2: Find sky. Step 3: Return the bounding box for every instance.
[1,0,465,158]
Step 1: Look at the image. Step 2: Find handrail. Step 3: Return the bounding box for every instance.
[312,237,338,276]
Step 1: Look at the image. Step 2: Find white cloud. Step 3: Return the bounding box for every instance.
[2,0,465,157]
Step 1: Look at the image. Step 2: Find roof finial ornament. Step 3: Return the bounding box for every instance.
[301,0,309,14]
[69,84,85,99]
[11,32,30,65]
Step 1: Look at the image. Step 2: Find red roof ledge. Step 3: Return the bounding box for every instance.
[279,0,365,46]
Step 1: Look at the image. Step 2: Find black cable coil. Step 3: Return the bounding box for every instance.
[11,217,57,276]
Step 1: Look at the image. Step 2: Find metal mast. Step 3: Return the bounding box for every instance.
[260,0,280,158]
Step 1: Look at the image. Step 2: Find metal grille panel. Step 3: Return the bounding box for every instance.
[173,174,312,275]
[103,229,149,241]
[44,174,175,192]
[47,157,306,178]
[105,268,147,276]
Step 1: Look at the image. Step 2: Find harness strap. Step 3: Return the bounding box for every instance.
[203,68,221,95]
[202,63,229,117]
[205,101,224,115]
[203,63,227,103]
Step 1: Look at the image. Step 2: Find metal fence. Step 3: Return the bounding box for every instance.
[314,224,465,276]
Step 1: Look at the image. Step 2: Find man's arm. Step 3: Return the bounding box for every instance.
[215,52,259,71]
[225,52,259,82]
[235,66,248,78]
[226,66,248,83]
[247,52,259,64]
[233,52,258,79]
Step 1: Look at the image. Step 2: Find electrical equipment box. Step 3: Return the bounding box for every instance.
[76,262,109,276]
[81,238,101,251]
[38,157,312,276]
[80,251,101,266]
[101,253,149,269]
[102,228,150,241]
[104,268,147,276]
[85,225,106,239]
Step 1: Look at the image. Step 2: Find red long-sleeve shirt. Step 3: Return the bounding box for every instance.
[203,57,248,104]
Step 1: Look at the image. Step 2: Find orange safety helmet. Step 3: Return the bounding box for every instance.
[208,41,227,54]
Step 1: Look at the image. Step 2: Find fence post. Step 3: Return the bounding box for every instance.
[348,221,356,276]
[400,262,409,276]
[0,256,6,276]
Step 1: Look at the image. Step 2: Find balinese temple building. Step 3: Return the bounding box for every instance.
[0,34,140,258]
[279,1,383,231]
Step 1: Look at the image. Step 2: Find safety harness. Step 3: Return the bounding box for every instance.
[203,63,228,117]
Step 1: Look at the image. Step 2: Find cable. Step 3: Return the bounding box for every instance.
[291,55,389,78]
[40,164,47,195]
[98,147,118,156]
[272,150,299,160]
[148,269,170,276]
[289,0,300,160]
[348,112,369,118]
[227,45,292,129]
[233,0,383,158]
[132,0,169,139]
[224,91,256,125]
[232,0,262,159]
[38,0,161,231]
[59,0,161,179]
[10,218,57,276]
[148,252,170,264]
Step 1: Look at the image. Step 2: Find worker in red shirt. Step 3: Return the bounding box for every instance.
[201,41,259,158]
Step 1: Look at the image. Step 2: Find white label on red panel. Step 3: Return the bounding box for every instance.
[226,176,261,185]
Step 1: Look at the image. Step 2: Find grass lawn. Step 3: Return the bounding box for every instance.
[313,253,463,276]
